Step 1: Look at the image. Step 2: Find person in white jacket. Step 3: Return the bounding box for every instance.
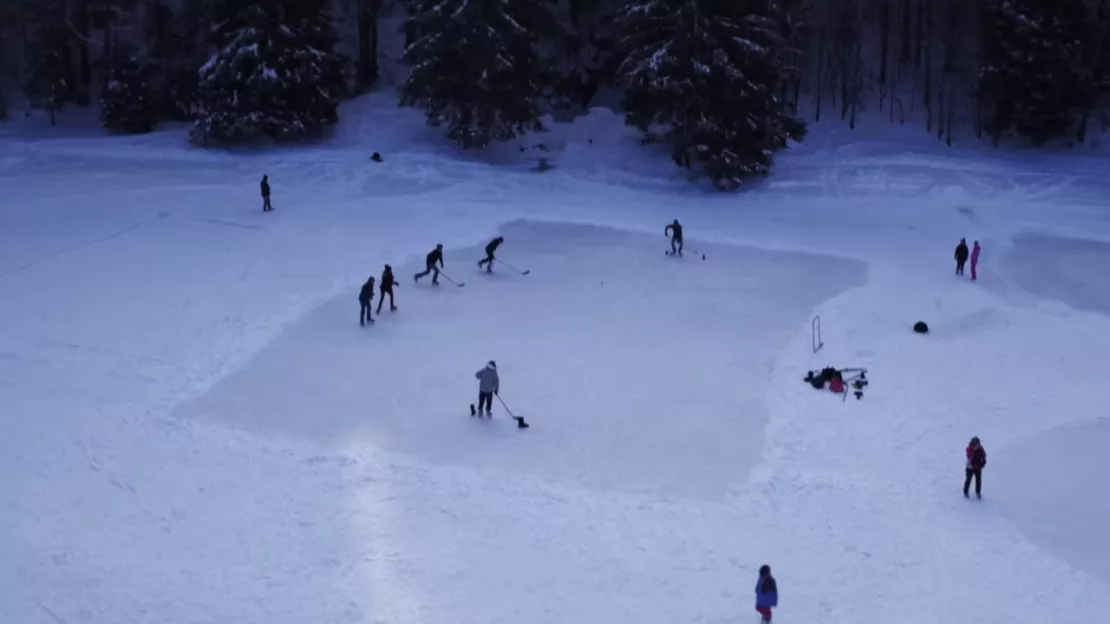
[473,361,499,418]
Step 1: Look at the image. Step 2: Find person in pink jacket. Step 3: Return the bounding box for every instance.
[970,241,981,281]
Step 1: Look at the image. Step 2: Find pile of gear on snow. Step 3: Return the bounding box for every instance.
[804,367,868,401]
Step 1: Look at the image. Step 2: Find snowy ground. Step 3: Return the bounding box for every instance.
[3,95,1110,624]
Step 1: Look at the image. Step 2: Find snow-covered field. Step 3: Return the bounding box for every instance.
[3,95,1110,624]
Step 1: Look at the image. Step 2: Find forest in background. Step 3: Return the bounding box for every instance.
[1,0,1108,188]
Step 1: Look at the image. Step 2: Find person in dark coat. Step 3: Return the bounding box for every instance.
[477,237,503,273]
[261,175,272,212]
[964,436,987,499]
[970,240,981,281]
[755,564,778,623]
[358,277,375,326]
[665,219,683,256]
[955,238,969,275]
[414,244,444,285]
[376,264,400,314]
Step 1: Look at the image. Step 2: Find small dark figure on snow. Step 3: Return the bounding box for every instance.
[477,237,504,273]
[261,174,272,212]
[665,219,683,256]
[755,565,778,623]
[376,264,400,314]
[955,238,969,275]
[964,436,987,499]
[472,360,499,418]
[371,152,382,162]
[414,244,444,285]
[358,276,376,326]
[970,240,981,281]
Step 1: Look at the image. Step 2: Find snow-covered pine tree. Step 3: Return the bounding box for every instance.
[616,0,805,190]
[399,0,552,148]
[190,0,344,145]
[100,54,159,133]
[978,0,1092,146]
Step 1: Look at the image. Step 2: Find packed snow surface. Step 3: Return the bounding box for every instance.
[3,94,1110,624]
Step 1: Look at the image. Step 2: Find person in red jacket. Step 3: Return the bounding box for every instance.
[964,437,987,499]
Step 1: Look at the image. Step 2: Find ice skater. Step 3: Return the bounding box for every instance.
[954,238,969,275]
[970,240,981,281]
[477,237,503,273]
[755,564,778,623]
[414,244,444,285]
[358,276,376,326]
[261,174,272,212]
[470,360,499,418]
[376,264,399,314]
[964,436,987,499]
[665,219,683,256]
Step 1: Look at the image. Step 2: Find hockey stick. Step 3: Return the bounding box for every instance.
[438,272,465,287]
[496,394,529,428]
[495,259,530,275]
[665,244,706,260]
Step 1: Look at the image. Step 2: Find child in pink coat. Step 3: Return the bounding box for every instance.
[970,241,981,281]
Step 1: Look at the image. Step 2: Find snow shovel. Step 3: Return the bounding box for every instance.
[496,394,529,428]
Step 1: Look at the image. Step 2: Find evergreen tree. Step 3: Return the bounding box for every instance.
[978,0,1092,145]
[190,0,344,145]
[100,54,159,133]
[616,0,805,190]
[399,0,552,148]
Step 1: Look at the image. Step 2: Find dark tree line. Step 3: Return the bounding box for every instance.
[1,0,1108,186]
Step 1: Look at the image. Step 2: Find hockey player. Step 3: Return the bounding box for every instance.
[358,276,376,326]
[665,219,683,256]
[955,238,969,275]
[755,565,778,623]
[414,244,445,285]
[477,237,504,273]
[261,175,272,212]
[472,360,499,418]
[376,264,399,314]
[964,436,987,499]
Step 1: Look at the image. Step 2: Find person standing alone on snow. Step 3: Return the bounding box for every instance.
[414,244,444,285]
[471,361,499,418]
[358,276,375,326]
[261,175,272,212]
[954,238,969,275]
[376,264,399,314]
[964,436,987,499]
[665,219,684,256]
[755,564,778,623]
[970,240,981,281]
[477,237,503,273]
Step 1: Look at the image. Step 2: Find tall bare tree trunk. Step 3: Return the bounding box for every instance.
[879,0,891,111]
[923,0,933,131]
[815,30,824,122]
[356,0,381,89]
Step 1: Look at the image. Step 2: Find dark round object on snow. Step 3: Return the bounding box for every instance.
[913,321,929,334]
[371,152,382,162]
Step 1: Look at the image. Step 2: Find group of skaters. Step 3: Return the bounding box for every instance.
[954,238,982,280]
[356,236,505,326]
[353,218,692,326]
